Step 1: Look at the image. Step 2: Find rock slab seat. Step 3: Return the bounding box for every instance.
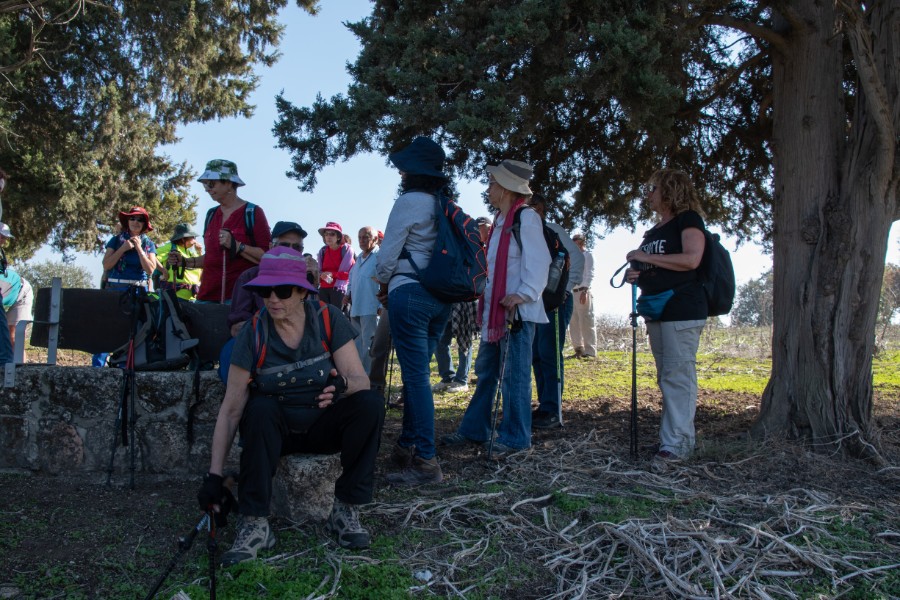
[270,453,341,522]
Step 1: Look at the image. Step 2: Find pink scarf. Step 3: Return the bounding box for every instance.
[481,199,525,342]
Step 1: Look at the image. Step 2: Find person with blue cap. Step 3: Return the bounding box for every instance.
[376,137,453,486]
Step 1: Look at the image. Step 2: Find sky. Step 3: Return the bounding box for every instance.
[33,0,900,320]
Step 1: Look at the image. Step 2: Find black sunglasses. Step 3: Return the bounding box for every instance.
[128,216,146,223]
[276,241,303,252]
[253,285,297,300]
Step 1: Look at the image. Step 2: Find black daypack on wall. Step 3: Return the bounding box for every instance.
[109,288,200,370]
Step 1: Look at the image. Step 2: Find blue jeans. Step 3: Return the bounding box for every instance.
[458,321,536,450]
[533,293,574,414]
[388,283,450,460]
[435,319,473,384]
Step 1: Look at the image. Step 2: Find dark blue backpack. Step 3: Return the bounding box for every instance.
[401,192,488,303]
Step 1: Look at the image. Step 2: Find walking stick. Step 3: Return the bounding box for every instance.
[143,512,210,600]
[610,263,639,458]
[386,342,396,410]
[488,310,516,460]
[629,283,639,458]
[106,285,142,488]
[553,308,563,426]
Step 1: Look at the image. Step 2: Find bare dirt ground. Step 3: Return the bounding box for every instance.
[0,378,900,598]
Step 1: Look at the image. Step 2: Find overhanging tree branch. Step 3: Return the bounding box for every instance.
[700,13,789,55]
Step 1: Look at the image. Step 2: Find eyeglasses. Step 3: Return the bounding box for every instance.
[128,216,146,223]
[253,285,296,300]
[276,241,303,252]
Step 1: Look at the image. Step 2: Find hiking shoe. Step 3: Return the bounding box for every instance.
[432,380,452,392]
[390,442,415,468]
[445,381,469,393]
[440,431,474,447]
[385,456,443,486]
[650,450,682,474]
[328,498,371,549]
[532,411,561,429]
[220,515,276,567]
[484,440,521,460]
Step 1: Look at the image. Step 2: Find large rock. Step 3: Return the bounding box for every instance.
[270,454,342,522]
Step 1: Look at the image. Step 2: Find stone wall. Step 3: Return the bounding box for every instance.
[0,366,233,480]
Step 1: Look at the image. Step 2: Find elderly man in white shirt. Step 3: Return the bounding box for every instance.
[569,232,596,358]
[441,160,550,458]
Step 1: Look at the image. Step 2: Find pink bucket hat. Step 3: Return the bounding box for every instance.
[317,221,343,236]
[243,246,318,293]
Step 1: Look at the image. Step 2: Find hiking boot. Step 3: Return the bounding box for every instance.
[445,381,469,393]
[328,498,371,549]
[650,450,682,474]
[220,515,276,567]
[390,442,415,468]
[532,411,561,429]
[484,440,521,460]
[385,455,443,486]
[440,431,474,447]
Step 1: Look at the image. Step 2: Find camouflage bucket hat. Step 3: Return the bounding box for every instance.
[198,159,246,187]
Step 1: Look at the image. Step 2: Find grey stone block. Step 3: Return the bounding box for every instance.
[270,454,341,522]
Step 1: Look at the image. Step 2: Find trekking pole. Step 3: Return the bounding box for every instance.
[610,262,639,458]
[207,510,218,599]
[629,283,639,458]
[143,512,211,600]
[386,341,396,409]
[487,310,515,460]
[554,308,563,427]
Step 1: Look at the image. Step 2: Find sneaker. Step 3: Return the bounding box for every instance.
[445,381,469,393]
[440,431,474,447]
[220,515,276,567]
[385,455,443,486]
[432,380,452,392]
[532,412,561,429]
[328,498,371,549]
[484,440,521,460]
[390,443,415,468]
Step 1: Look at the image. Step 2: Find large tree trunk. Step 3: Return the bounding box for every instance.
[752,0,899,461]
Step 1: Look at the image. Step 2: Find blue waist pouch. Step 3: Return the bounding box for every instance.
[636,289,674,321]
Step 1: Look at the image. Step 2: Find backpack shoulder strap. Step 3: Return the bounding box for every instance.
[316,300,333,353]
[251,307,269,377]
[243,202,257,247]
[203,206,217,235]
[511,205,532,250]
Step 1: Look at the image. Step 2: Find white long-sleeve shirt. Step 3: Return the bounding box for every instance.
[481,207,551,333]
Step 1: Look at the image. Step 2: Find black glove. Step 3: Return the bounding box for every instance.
[325,371,348,397]
[197,472,224,512]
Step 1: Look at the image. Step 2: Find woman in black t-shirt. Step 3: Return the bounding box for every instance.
[625,169,707,470]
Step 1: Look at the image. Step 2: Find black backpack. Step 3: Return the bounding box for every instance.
[110,288,200,370]
[400,191,488,303]
[511,207,570,312]
[698,230,736,317]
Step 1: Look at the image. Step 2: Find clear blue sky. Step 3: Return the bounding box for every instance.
[33,0,899,319]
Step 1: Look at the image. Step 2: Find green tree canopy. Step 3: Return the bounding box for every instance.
[16,259,94,290]
[274,0,772,239]
[274,0,899,460]
[0,0,320,259]
[731,270,773,328]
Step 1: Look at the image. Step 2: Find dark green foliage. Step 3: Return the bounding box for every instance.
[0,0,320,257]
[274,0,773,238]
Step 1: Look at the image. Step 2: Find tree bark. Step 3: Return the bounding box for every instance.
[752,0,899,462]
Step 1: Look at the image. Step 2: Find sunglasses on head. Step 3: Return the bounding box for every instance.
[276,241,303,252]
[253,285,296,300]
[128,216,146,223]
